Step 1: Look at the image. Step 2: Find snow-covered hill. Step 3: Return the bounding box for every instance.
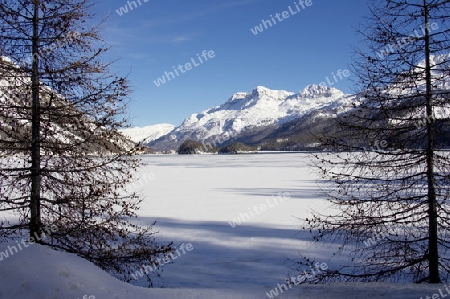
[149,85,354,150]
[120,123,175,143]
[0,57,135,153]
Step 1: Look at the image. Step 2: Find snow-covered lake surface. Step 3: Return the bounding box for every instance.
[0,153,445,298]
[132,153,328,290]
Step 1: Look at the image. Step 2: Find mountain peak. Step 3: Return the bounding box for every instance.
[148,84,352,151]
[255,85,269,91]
[229,91,250,102]
[228,86,288,102]
[251,86,294,100]
[300,84,343,98]
[252,85,270,96]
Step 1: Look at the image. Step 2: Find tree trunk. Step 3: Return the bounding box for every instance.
[423,0,440,284]
[30,0,41,241]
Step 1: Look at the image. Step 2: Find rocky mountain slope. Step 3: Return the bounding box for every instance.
[149,85,355,151]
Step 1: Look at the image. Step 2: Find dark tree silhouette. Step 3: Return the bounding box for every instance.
[300,0,450,284]
[0,0,172,286]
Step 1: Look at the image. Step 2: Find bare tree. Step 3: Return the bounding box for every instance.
[0,0,173,285]
[300,0,450,284]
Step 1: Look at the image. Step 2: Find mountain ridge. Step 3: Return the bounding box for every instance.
[120,123,175,144]
[146,84,354,151]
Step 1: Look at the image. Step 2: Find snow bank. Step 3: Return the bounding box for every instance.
[0,241,444,298]
[0,242,443,299]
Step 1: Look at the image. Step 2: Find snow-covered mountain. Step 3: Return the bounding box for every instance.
[0,57,135,154]
[120,123,175,143]
[148,54,450,152]
[149,85,354,150]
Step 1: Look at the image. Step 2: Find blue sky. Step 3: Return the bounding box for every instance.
[95,0,370,127]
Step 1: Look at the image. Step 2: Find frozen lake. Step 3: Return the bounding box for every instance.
[131,153,332,290]
[0,153,441,298]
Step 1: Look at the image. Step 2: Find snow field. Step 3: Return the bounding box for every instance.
[0,153,444,298]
